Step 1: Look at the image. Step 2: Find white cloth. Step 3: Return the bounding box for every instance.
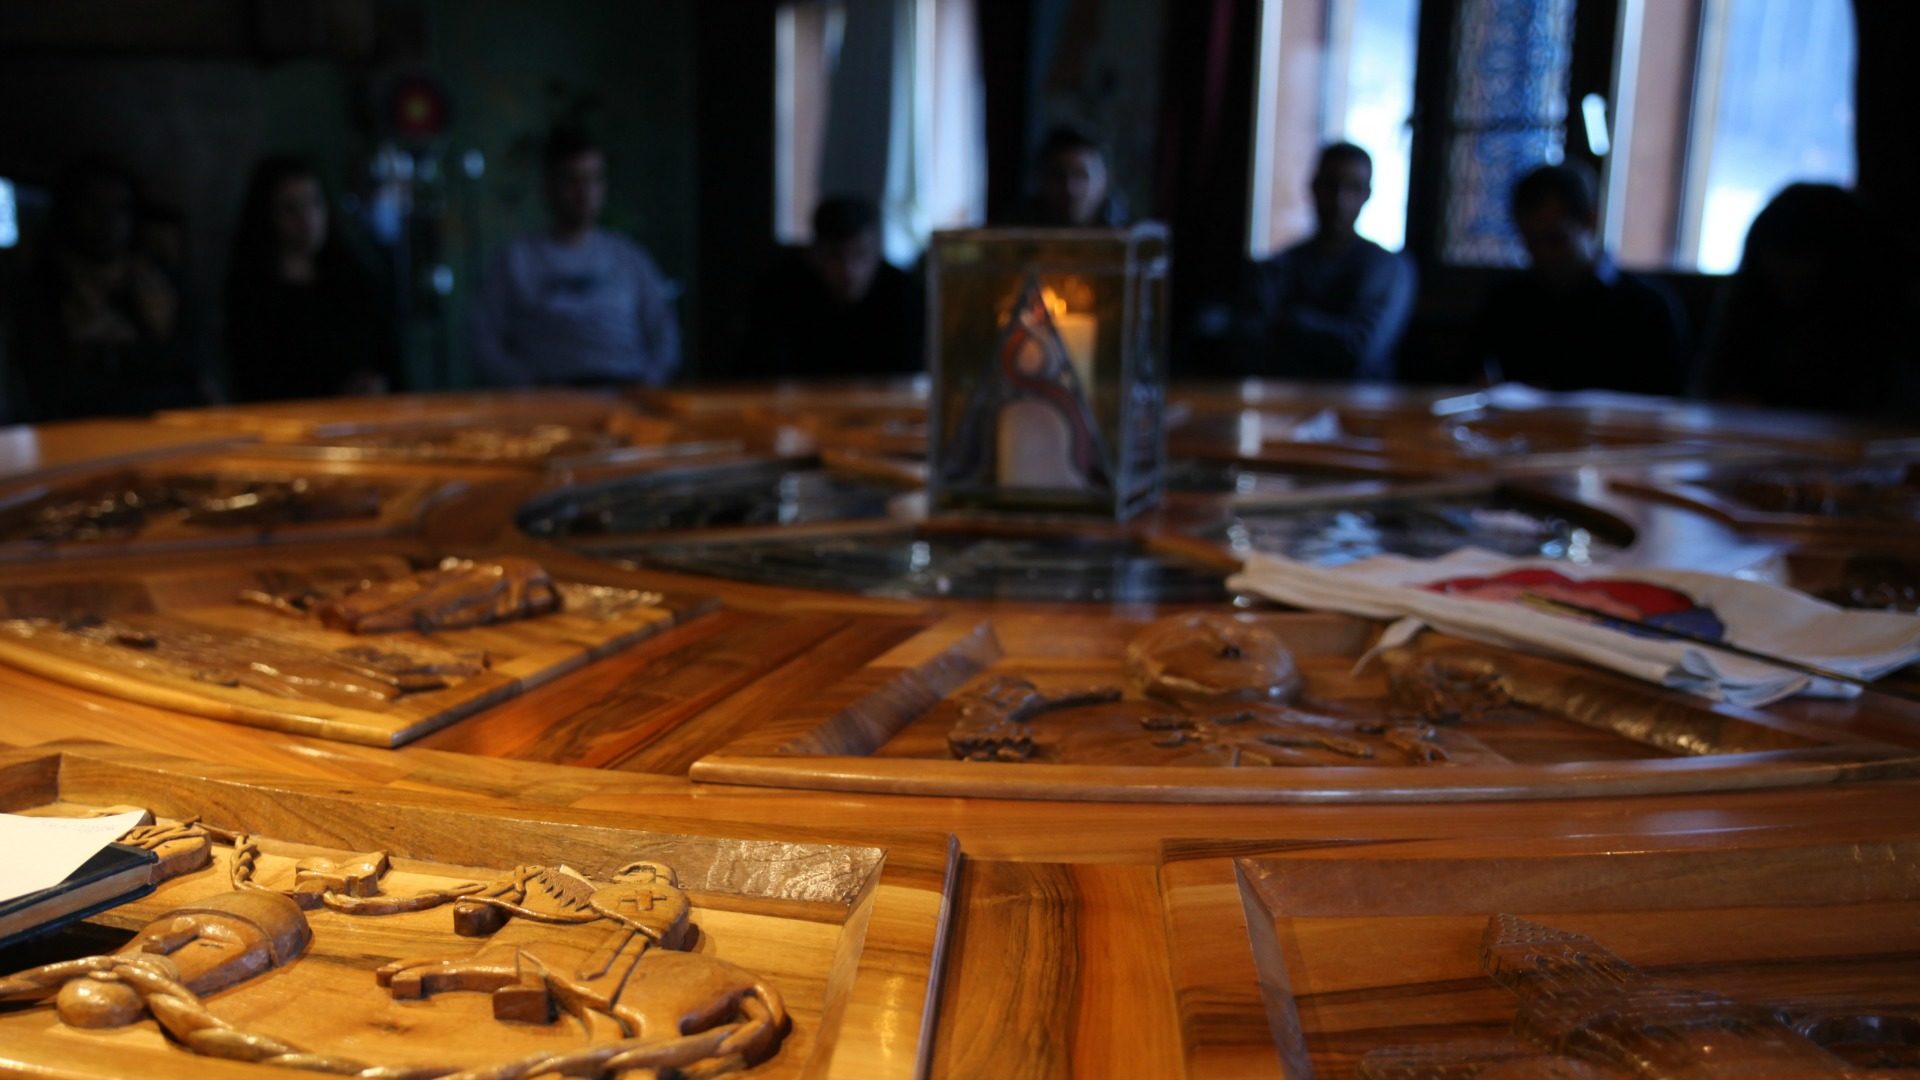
[1228,548,1920,707]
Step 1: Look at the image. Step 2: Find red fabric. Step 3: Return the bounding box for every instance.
[1427,568,1697,617]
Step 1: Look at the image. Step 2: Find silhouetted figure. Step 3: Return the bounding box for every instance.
[471,129,680,387]
[1236,143,1416,381]
[1474,163,1687,395]
[11,158,202,421]
[226,156,397,402]
[735,197,923,378]
[1703,184,1915,418]
[1017,126,1130,228]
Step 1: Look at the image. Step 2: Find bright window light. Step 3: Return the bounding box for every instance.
[0,179,17,249]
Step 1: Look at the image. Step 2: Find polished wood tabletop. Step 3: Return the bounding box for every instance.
[1,383,1916,1079]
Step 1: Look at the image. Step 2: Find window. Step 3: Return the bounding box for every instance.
[1250,0,1421,257]
[773,0,984,258]
[1613,0,1855,272]
[774,1,847,245]
[0,179,16,249]
[1682,0,1855,272]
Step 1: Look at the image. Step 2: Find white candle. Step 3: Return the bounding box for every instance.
[1055,312,1098,393]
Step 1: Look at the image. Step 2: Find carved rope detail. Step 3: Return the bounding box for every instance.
[0,952,783,1079]
[4,837,790,1080]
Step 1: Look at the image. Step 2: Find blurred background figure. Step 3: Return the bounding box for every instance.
[1019,126,1129,228]
[10,157,202,421]
[1235,142,1415,381]
[226,155,397,402]
[1474,163,1688,395]
[469,128,680,388]
[735,195,923,379]
[1702,184,1915,418]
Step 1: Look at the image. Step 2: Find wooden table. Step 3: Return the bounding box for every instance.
[0,385,1915,1079]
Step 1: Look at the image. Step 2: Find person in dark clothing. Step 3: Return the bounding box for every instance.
[226,155,397,402]
[1702,183,1915,419]
[1236,142,1416,381]
[735,196,923,378]
[1474,163,1688,395]
[1016,126,1131,228]
[11,157,203,421]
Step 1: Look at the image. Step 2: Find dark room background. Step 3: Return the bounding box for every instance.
[0,0,1910,408]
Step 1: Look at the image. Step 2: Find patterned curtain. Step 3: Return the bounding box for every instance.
[1441,0,1578,265]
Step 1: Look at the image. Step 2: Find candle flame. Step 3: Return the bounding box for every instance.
[1040,286,1069,320]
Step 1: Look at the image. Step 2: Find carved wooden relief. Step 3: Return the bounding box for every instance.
[0,556,702,746]
[323,421,633,463]
[0,747,955,1079]
[696,612,1918,801]
[942,615,1476,768]
[1,835,788,1076]
[0,466,452,560]
[1614,458,1920,546]
[152,392,678,467]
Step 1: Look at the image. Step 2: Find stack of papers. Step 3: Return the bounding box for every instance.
[1229,548,1920,707]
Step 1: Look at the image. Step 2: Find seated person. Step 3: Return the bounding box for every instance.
[1702,183,1915,418]
[1016,126,1131,228]
[470,128,680,387]
[1474,163,1688,396]
[11,157,203,421]
[1235,142,1415,381]
[226,155,398,402]
[735,196,923,379]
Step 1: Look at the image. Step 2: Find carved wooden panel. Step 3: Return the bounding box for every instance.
[1614,459,1920,546]
[0,555,709,746]
[1159,833,1920,1078]
[1786,548,1920,614]
[154,391,721,470]
[0,461,460,563]
[693,611,1919,801]
[0,745,955,1079]
[154,390,629,440]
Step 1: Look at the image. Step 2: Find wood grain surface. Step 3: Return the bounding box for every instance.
[0,384,1912,1077]
[694,612,1919,802]
[0,555,703,747]
[0,744,957,1080]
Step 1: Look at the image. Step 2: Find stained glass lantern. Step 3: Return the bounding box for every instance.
[928,225,1170,520]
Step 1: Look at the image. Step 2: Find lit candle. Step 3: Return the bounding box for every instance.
[1055,311,1098,392]
[1041,287,1098,391]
